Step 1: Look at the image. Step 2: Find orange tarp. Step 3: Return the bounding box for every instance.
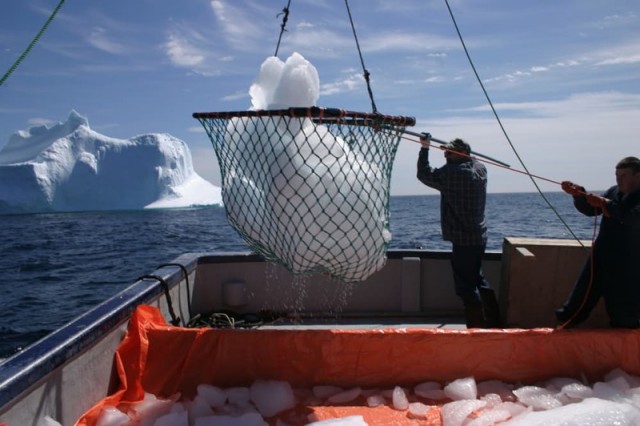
[77,305,640,425]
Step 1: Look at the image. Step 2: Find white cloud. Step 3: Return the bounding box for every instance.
[362,32,458,53]
[555,60,582,68]
[478,36,640,88]
[593,12,637,30]
[531,66,548,73]
[210,0,245,38]
[87,27,126,54]
[162,1,270,75]
[165,33,205,67]
[593,40,640,65]
[597,54,640,65]
[209,0,265,50]
[424,76,445,83]
[283,22,352,58]
[391,91,640,195]
[320,73,363,96]
[221,91,248,102]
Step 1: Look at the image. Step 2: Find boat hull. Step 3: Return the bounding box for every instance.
[0,240,614,425]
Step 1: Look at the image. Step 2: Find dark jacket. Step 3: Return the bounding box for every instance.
[574,185,640,282]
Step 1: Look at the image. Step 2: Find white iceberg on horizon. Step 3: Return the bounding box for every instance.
[0,110,221,213]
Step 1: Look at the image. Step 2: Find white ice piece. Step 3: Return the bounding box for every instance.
[250,380,296,418]
[391,386,409,410]
[503,397,640,425]
[313,385,344,400]
[95,406,130,426]
[441,399,487,426]
[197,384,227,408]
[366,394,385,407]
[415,381,446,400]
[512,386,563,410]
[408,401,431,418]
[152,410,188,426]
[326,387,362,404]
[226,386,252,407]
[444,377,478,401]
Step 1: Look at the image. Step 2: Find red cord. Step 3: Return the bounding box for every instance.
[556,210,599,330]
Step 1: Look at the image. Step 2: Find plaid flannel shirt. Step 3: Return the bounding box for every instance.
[417,147,488,245]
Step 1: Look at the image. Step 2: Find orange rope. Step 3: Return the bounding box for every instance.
[556,212,600,330]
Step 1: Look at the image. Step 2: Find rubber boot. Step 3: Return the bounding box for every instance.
[464,303,485,329]
[479,287,503,328]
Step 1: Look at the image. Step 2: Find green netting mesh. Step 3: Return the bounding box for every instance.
[193,107,415,282]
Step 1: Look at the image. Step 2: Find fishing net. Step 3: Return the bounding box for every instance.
[193,107,415,282]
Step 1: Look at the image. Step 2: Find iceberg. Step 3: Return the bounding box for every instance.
[0,110,221,213]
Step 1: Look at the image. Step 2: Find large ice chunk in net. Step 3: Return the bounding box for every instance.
[194,53,414,282]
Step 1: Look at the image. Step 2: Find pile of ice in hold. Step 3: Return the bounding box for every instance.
[59,367,640,425]
[223,52,390,283]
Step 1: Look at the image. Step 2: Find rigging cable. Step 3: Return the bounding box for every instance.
[442,0,585,247]
[0,0,66,88]
[271,0,380,114]
[444,0,605,328]
[344,0,378,114]
[274,0,292,58]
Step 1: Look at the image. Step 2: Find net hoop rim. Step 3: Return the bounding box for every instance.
[192,106,415,127]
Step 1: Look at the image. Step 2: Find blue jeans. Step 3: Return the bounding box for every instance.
[451,243,491,306]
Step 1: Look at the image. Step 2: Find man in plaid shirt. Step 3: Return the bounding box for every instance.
[417,134,502,328]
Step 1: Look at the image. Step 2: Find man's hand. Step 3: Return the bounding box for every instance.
[585,193,610,217]
[420,132,431,149]
[561,181,584,197]
[585,193,608,209]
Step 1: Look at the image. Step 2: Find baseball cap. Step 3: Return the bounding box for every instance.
[446,138,471,155]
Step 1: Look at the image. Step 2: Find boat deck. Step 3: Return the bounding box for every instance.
[258,319,467,330]
[187,309,468,331]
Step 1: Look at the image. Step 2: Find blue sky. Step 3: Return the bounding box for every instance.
[1,0,639,195]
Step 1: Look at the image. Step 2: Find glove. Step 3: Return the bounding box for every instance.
[420,132,431,148]
[585,193,610,217]
[585,193,607,209]
[561,181,584,197]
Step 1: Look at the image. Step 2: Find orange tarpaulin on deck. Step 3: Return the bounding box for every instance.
[77,305,640,425]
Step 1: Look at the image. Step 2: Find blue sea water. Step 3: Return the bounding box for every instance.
[0,192,598,358]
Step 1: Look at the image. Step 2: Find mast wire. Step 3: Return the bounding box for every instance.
[443,0,585,247]
[274,0,292,58]
[272,0,379,114]
[344,0,378,114]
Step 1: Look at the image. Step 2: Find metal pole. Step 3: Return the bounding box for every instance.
[399,128,511,168]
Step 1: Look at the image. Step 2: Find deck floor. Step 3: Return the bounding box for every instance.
[188,311,469,330]
[256,316,468,330]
